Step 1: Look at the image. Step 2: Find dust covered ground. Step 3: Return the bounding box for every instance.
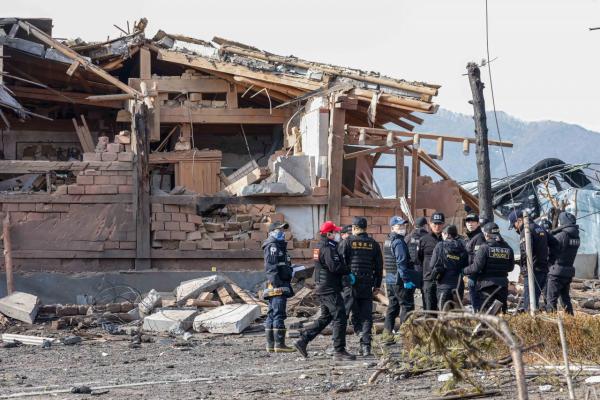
[0,325,589,400]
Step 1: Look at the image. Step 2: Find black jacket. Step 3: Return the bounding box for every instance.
[519,222,550,276]
[548,224,580,278]
[263,237,293,292]
[418,231,443,281]
[465,227,486,265]
[339,232,383,299]
[314,237,350,295]
[430,239,468,290]
[464,238,515,289]
[406,227,428,271]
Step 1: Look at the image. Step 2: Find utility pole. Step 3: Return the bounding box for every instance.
[467,62,493,222]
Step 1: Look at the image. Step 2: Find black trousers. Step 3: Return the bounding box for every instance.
[546,275,573,315]
[479,284,508,313]
[384,284,415,332]
[523,271,548,311]
[437,287,456,311]
[301,292,347,351]
[422,280,438,311]
[351,297,373,346]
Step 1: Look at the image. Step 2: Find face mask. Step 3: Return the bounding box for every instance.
[397,228,407,236]
[334,233,341,242]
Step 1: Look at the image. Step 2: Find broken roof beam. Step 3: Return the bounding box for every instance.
[16,20,140,98]
[214,37,438,97]
[345,125,513,148]
[344,139,412,160]
[10,86,123,108]
[117,106,291,124]
[352,88,435,113]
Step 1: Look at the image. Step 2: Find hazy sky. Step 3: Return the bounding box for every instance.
[6,0,600,131]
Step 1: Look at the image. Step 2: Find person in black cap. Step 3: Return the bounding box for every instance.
[418,212,445,311]
[508,209,551,312]
[405,216,428,308]
[338,216,383,356]
[262,221,295,353]
[546,212,580,315]
[430,225,468,310]
[294,221,356,361]
[382,216,416,343]
[340,225,352,241]
[464,213,487,311]
[464,222,515,312]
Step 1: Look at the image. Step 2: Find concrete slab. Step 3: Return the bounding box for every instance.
[193,304,260,334]
[142,309,198,333]
[0,292,40,324]
[175,275,225,303]
[277,167,308,195]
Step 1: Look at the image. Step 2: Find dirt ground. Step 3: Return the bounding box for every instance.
[0,324,593,400]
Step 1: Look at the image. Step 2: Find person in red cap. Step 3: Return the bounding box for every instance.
[294,221,356,361]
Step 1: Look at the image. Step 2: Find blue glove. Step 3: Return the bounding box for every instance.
[403,281,416,290]
[348,272,357,286]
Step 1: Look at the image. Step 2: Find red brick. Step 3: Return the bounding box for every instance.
[187,214,203,224]
[377,208,396,217]
[340,216,355,225]
[109,175,127,185]
[364,208,379,217]
[100,152,118,161]
[165,221,180,231]
[76,175,94,185]
[36,203,52,212]
[341,207,350,217]
[164,205,179,213]
[107,143,123,153]
[171,231,187,241]
[154,231,171,240]
[85,185,118,195]
[372,216,389,225]
[171,213,186,222]
[267,213,284,223]
[155,212,171,221]
[19,203,36,212]
[317,178,328,188]
[312,187,327,196]
[250,231,267,241]
[244,240,260,249]
[349,207,364,216]
[118,152,134,162]
[119,241,136,249]
[373,233,387,243]
[180,205,196,214]
[152,203,163,213]
[179,241,197,251]
[180,222,196,232]
[82,152,101,161]
[212,241,228,250]
[366,225,381,234]
[118,185,133,194]
[51,204,69,212]
[94,175,110,185]
[54,185,68,195]
[151,221,164,231]
[67,185,85,195]
[228,241,244,250]
[197,240,212,250]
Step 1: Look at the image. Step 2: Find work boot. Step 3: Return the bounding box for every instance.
[273,329,295,353]
[265,328,275,353]
[324,345,335,356]
[359,344,372,357]
[293,338,309,358]
[381,330,395,346]
[333,349,356,361]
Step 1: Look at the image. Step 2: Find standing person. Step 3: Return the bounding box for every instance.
[263,222,295,353]
[546,212,580,315]
[464,213,487,311]
[430,225,468,310]
[294,222,356,361]
[509,210,550,312]
[338,217,383,356]
[383,216,417,342]
[463,223,515,312]
[406,217,428,307]
[339,225,355,320]
[418,212,445,311]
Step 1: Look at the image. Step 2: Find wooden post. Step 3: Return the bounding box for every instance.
[557,315,575,400]
[410,135,420,219]
[139,47,151,80]
[467,62,493,222]
[131,103,151,270]
[3,213,14,294]
[327,96,346,225]
[523,210,536,315]
[395,146,405,199]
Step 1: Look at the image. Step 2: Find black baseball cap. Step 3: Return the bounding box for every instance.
[431,212,445,224]
[443,224,458,237]
[508,210,523,230]
[465,213,479,222]
[340,225,352,234]
[415,217,427,227]
[352,216,367,229]
[482,222,500,236]
[268,222,289,232]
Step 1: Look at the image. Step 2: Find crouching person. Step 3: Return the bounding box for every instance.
[430,225,468,310]
[463,222,514,313]
[263,222,295,353]
[294,222,356,361]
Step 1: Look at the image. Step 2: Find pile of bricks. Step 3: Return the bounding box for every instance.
[151,203,301,251]
[59,155,134,196]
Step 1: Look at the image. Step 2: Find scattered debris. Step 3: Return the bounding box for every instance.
[193,304,260,334]
[0,291,40,324]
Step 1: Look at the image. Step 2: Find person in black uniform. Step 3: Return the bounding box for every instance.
[509,209,551,312]
[418,212,445,311]
[338,217,383,356]
[464,222,515,312]
[262,222,295,353]
[546,212,580,315]
[294,221,356,361]
[406,217,428,308]
[430,225,468,310]
[339,225,355,319]
[382,216,417,342]
[464,213,487,312]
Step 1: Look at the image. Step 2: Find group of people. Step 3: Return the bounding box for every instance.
[261,207,581,359]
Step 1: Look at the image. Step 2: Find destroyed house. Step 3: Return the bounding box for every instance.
[0,18,512,276]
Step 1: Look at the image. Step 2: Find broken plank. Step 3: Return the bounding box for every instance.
[221,167,270,196]
[228,283,268,313]
[216,285,236,305]
[185,299,222,308]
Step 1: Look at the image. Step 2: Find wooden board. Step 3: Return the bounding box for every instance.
[216,285,236,305]
[176,159,221,195]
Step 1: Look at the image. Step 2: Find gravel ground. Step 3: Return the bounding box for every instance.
[1,324,590,400]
